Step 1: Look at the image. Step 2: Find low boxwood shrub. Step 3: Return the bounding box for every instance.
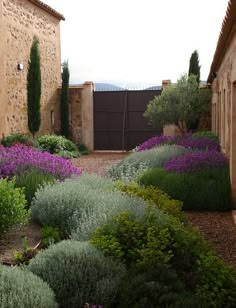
[0,265,58,308]
[31,174,146,238]
[118,265,203,307]
[116,181,184,220]
[37,134,80,158]
[1,132,39,148]
[15,169,55,207]
[139,167,232,211]
[0,178,29,233]
[28,241,126,308]
[192,130,219,141]
[106,145,192,181]
[195,254,236,307]
[90,208,236,306]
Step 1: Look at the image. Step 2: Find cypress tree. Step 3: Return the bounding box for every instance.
[60,61,70,137]
[188,50,201,84]
[27,37,41,138]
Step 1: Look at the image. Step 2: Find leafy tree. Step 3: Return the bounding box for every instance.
[27,37,41,138]
[188,50,201,84]
[60,61,70,138]
[144,74,211,134]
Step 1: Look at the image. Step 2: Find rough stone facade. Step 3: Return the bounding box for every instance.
[208,0,236,206]
[0,0,64,137]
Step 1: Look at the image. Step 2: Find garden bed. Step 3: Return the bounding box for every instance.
[0,152,236,269]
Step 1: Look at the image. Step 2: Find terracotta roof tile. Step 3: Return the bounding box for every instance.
[28,0,65,21]
[207,0,236,83]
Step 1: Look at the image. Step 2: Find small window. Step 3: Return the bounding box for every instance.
[51,111,55,126]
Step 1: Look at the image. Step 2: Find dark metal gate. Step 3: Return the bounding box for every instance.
[93,89,162,150]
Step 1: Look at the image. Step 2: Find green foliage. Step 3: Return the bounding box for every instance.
[0,178,29,233]
[14,237,38,265]
[139,167,232,211]
[195,254,236,307]
[106,145,191,181]
[60,61,70,138]
[116,181,184,220]
[118,265,203,308]
[78,143,89,155]
[27,36,41,137]
[40,225,64,247]
[15,169,55,207]
[31,174,146,238]
[188,50,201,84]
[192,130,219,141]
[144,74,211,134]
[28,240,126,308]
[0,265,58,308]
[37,134,80,158]
[1,132,39,147]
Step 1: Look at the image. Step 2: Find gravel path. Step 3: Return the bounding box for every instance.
[1,151,236,270]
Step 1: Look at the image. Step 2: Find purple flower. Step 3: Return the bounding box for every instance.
[176,137,220,151]
[136,135,178,151]
[164,150,227,173]
[0,144,82,180]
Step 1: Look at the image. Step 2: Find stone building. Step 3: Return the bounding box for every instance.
[0,0,64,137]
[207,0,236,205]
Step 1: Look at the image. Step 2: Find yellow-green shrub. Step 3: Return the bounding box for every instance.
[116,181,184,220]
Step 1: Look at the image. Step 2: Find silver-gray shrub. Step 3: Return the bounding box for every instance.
[31,174,146,236]
[0,265,58,308]
[70,188,146,241]
[28,240,126,308]
[106,145,192,181]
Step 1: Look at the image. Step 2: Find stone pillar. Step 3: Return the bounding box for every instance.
[81,81,94,151]
[162,79,171,90]
[230,82,236,208]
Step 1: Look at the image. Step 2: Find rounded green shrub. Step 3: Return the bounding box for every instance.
[15,169,55,207]
[1,132,38,148]
[28,240,126,308]
[0,265,58,308]
[139,167,232,211]
[0,178,29,233]
[118,265,203,308]
[37,134,80,158]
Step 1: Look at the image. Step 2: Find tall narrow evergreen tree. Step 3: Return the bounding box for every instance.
[60,61,70,138]
[27,37,41,138]
[188,50,201,84]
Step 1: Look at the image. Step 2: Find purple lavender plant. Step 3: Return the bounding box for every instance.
[0,144,82,180]
[136,135,178,152]
[164,150,227,173]
[176,137,220,151]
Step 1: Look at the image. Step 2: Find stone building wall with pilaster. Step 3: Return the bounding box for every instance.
[0,0,62,137]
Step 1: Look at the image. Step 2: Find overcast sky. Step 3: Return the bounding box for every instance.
[43,0,229,88]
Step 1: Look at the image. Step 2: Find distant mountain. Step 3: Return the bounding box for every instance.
[94,83,126,91]
[144,85,162,90]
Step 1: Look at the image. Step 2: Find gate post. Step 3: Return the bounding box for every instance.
[81,81,94,151]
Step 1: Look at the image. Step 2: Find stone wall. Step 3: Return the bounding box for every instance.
[211,26,236,206]
[0,0,62,137]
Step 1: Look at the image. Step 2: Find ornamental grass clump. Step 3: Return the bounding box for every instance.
[0,265,58,308]
[176,137,220,151]
[31,174,146,237]
[28,241,126,308]
[164,150,227,173]
[0,144,81,180]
